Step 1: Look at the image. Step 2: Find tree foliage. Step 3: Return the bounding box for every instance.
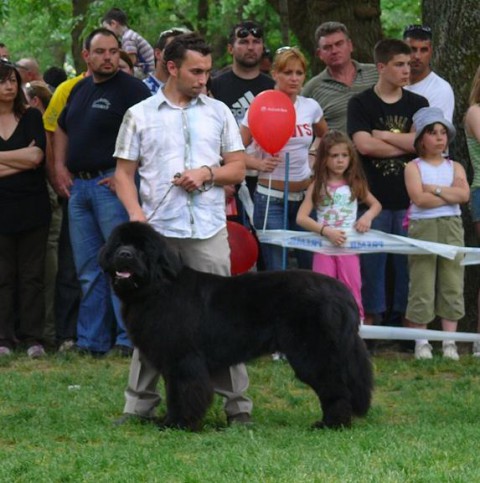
[1,0,419,74]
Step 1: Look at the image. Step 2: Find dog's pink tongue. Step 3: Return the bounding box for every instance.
[116,271,132,279]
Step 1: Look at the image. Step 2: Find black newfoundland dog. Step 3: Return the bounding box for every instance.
[100,222,373,431]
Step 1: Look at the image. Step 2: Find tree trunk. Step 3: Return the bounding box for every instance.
[71,0,93,73]
[266,0,382,73]
[423,0,480,331]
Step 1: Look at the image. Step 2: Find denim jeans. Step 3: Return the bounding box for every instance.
[360,208,409,315]
[253,191,313,271]
[68,173,131,353]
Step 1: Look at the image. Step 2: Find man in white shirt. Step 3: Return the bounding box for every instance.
[114,32,252,426]
[403,24,455,122]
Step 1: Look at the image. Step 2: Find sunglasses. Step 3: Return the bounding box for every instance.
[403,24,432,38]
[275,46,300,55]
[236,27,263,39]
[0,57,15,68]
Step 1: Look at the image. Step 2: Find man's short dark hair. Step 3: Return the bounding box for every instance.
[43,66,67,90]
[102,7,128,27]
[374,38,411,64]
[228,20,263,45]
[403,24,432,41]
[163,32,212,68]
[84,27,120,51]
[155,28,191,50]
[315,21,350,46]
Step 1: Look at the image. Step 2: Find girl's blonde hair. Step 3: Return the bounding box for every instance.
[468,65,480,106]
[312,130,368,206]
[272,47,307,74]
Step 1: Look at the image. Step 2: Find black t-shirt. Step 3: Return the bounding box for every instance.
[0,107,49,233]
[347,87,429,210]
[58,70,150,173]
[210,70,275,124]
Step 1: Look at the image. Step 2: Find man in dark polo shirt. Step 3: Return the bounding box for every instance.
[54,27,150,356]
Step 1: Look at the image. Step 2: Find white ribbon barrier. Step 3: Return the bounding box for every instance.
[256,229,480,265]
[360,325,480,342]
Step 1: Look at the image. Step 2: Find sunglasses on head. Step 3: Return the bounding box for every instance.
[403,24,432,37]
[275,46,300,55]
[0,57,15,68]
[236,27,263,39]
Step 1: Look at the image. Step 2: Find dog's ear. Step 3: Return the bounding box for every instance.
[148,229,183,282]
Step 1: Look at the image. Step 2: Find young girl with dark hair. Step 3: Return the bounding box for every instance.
[297,130,381,319]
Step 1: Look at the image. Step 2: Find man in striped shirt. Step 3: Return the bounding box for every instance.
[302,21,378,132]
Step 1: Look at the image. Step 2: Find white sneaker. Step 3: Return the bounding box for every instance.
[473,340,480,357]
[442,342,459,361]
[27,344,46,359]
[0,346,12,357]
[415,343,433,360]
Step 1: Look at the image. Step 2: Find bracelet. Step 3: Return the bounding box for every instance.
[200,165,214,192]
[320,225,326,236]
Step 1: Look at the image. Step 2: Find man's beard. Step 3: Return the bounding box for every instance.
[93,67,118,80]
[235,55,260,69]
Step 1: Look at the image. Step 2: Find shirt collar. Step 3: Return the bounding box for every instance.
[320,59,363,81]
[155,88,208,109]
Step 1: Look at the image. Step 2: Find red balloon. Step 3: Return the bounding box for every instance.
[227,221,259,275]
[248,90,296,155]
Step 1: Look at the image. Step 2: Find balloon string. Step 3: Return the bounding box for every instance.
[262,172,272,233]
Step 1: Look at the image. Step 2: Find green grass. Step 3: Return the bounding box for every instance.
[1,349,480,482]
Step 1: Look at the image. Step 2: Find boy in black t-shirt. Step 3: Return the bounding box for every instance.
[347,38,429,328]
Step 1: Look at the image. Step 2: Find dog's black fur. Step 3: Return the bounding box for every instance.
[100,222,373,431]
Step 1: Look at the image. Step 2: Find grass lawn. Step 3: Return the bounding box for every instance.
[1,345,480,482]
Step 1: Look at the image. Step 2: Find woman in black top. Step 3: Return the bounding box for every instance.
[0,59,50,357]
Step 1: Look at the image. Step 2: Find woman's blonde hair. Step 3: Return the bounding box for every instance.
[272,47,307,74]
[468,65,480,106]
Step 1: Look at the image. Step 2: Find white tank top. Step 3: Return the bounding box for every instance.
[410,158,461,219]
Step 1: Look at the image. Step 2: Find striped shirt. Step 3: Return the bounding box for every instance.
[114,89,244,239]
[302,60,378,132]
[121,28,154,75]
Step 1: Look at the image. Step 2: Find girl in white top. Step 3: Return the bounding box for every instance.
[240,47,327,270]
[404,107,470,360]
[296,130,381,319]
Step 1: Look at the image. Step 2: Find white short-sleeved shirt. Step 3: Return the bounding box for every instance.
[114,90,244,239]
[242,95,323,182]
[405,71,455,122]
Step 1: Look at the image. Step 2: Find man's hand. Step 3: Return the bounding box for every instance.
[173,167,211,192]
[54,163,73,198]
[98,176,116,193]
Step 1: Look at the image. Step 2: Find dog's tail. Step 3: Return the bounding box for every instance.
[342,314,373,417]
[349,333,373,416]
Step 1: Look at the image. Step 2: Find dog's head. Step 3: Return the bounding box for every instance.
[99,222,183,300]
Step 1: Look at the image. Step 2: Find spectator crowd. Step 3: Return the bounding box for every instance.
[0,7,479,424]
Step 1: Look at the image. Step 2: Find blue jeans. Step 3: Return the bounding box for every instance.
[360,208,409,315]
[68,173,131,353]
[253,191,313,271]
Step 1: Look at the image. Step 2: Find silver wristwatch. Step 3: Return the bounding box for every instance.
[434,187,442,196]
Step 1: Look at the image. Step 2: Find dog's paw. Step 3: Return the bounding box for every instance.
[311,419,351,430]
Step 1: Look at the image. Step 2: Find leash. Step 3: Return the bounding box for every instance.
[146,173,181,222]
